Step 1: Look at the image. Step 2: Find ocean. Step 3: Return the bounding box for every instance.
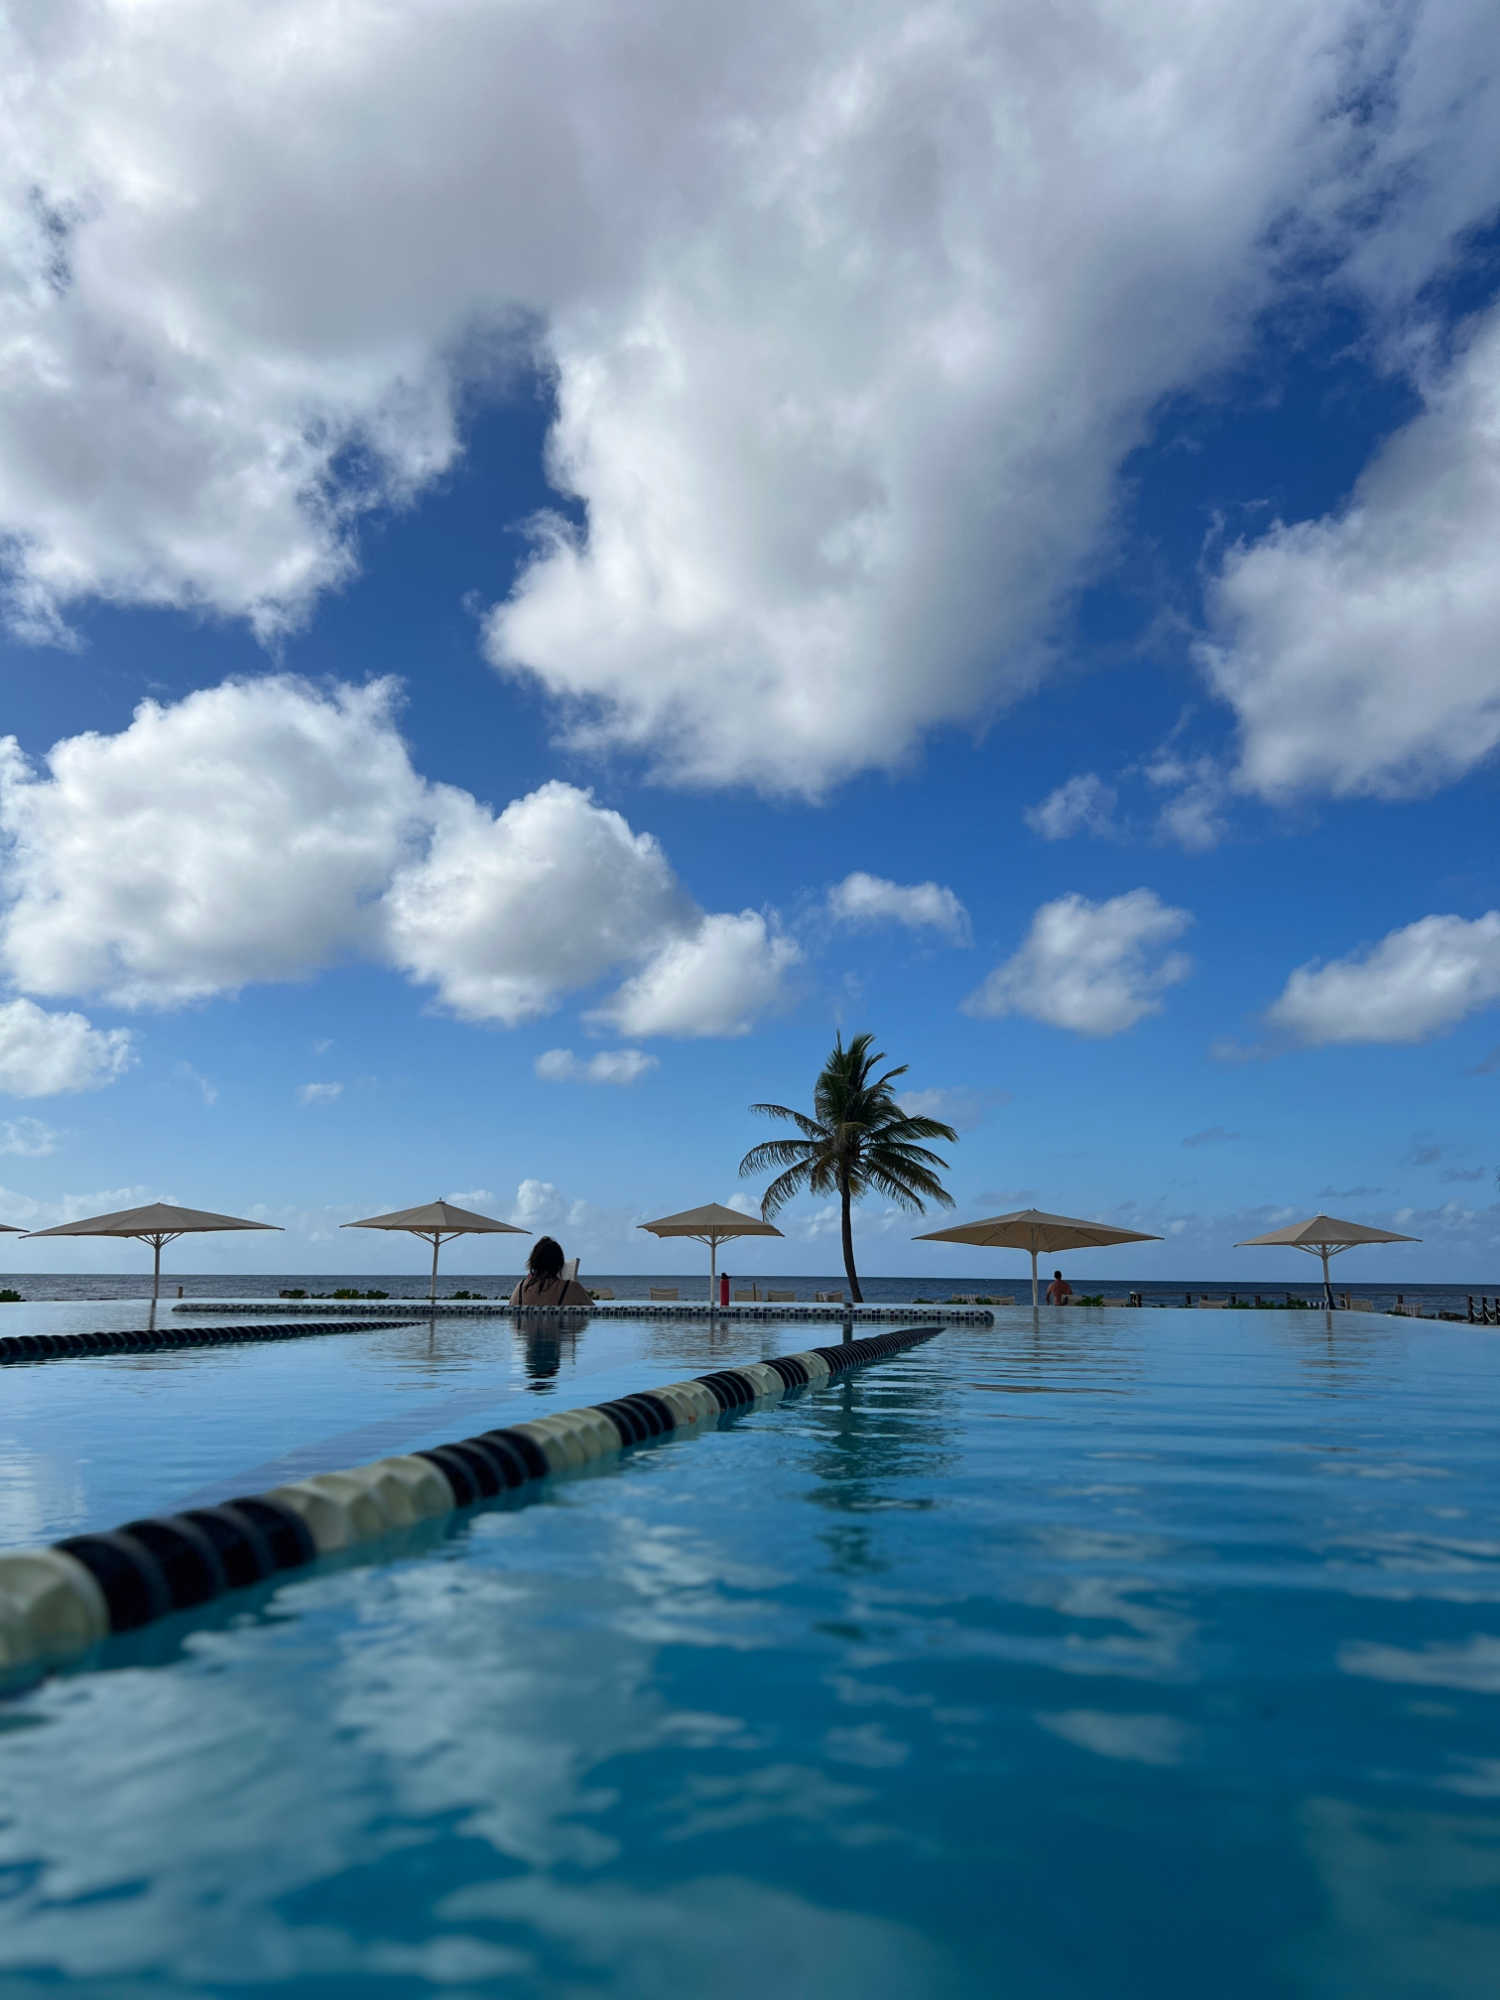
[2,1271,1493,1316]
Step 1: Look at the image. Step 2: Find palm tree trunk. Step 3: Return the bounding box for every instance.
[839,1172,862,1303]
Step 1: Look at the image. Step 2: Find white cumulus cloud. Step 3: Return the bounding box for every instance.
[298,1081,343,1105]
[0,678,424,1006]
[508,1177,593,1237]
[0,1182,161,1232]
[383,781,690,1026]
[1201,306,1500,802]
[826,873,970,944]
[1142,753,1228,852]
[2,3,1498,790]
[0,676,796,1038]
[485,2,1500,793]
[0,997,134,1096]
[535,1048,658,1086]
[591,912,800,1039]
[1024,774,1120,842]
[964,890,1192,1036]
[1266,912,1500,1046]
[0,1116,60,1157]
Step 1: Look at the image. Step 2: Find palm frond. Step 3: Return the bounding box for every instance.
[868,1062,909,1094]
[865,1163,956,1211]
[748,1102,824,1134]
[759,1162,812,1221]
[868,1113,959,1146]
[738,1138,815,1177]
[868,1139,953,1173]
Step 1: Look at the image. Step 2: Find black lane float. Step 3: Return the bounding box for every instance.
[0,1326,940,1674]
[0,1318,421,1366]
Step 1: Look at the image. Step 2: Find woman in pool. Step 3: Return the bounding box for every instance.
[510,1235,593,1309]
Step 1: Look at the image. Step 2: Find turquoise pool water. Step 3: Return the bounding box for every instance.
[2,1307,1499,1996]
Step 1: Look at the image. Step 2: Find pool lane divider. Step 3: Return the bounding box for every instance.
[0,1326,939,1677]
[0,1318,422,1366]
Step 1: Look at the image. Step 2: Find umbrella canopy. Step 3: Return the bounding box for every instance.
[343,1199,529,1303]
[638,1202,783,1306]
[915,1207,1163,1307]
[1235,1213,1420,1306]
[25,1201,281,1302]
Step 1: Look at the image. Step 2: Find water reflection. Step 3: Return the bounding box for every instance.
[514,1311,590,1389]
[802,1369,960,1580]
[643,1316,765,1369]
[1270,1310,1396,1392]
[986,1308,1149,1387]
[1293,1796,1500,1997]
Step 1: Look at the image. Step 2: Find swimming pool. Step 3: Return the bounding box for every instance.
[2,1306,1498,1996]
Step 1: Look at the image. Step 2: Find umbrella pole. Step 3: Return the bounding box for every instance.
[1321,1247,1333,1309]
[710,1237,718,1311]
[152,1235,162,1305]
[1031,1248,1039,1309]
[430,1233,440,1306]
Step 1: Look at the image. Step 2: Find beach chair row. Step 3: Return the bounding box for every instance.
[644,1285,835,1303]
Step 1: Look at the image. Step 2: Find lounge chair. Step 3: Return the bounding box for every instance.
[766,1289,795,1302]
[1345,1297,1375,1310]
[586,1286,614,1300]
[1101,1296,1129,1307]
[1196,1296,1229,1308]
[733,1287,758,1302]
[649,1286,678,1301]
[814,1290,843,1303]
[990,1295,1016,1306]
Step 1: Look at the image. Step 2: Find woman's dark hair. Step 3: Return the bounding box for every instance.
[527,1236,565,1281]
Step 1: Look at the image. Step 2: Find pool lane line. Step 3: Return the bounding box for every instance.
[0,1325,940,1679]
[0,1318,422,1366]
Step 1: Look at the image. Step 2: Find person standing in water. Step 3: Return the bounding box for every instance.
[1045,1269,1072,1305]
[510,1235,592,1308]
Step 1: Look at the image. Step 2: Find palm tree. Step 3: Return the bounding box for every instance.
[738,1032,958,1303]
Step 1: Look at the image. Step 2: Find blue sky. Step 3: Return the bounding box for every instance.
[1,0,1497,1286]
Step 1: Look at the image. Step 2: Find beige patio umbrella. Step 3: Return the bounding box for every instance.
[1235,1213,1420,1307]
[25,1202,282,1302]
[915,1207,1163,1307]
[638,1202,784,1305]
[342,1199,529,1304]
